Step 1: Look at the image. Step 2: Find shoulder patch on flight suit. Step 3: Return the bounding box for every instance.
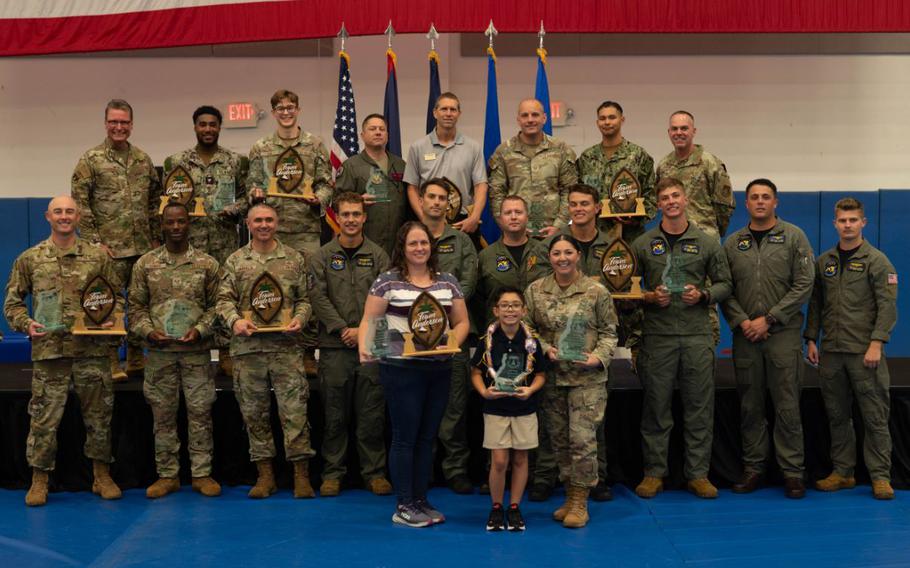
[823,259,838,277]
[438,243,455,254]
[847,261,865,273]
[737,236,752,251]
[768,234,786,244]
[356,255,374,268]
[330,254,346,271]
[650,239,666,256]
[681,243,700,255]
[496,255,512,272]
[888,273,898,285]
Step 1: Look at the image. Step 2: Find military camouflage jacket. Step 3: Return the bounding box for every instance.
[547,228,614,280]
[656,145,735,238]
[435,225,478,300]
[217,240,311,356]
[163,147,249,264]
[488,134,578,231]
[475,237,552,327]
[309,237,390,349]
[804,240,898,353]
[129,245,220,353]
[632,223,733,336]
[4,238,123,361]
[524,274,618,387]
[721,219,814,332]
[577,138,657,240]
[71,139,162,258]
[334,150,408,257]
[247,131,332,239]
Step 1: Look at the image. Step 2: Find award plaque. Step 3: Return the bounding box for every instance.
[599,168,646,218]
[73,275,126,335]
[267,148,316,200]
[661,254,687,294]
[366,168,390,203]
[493,353,528,393]
[364,315,391,359]
[445,184,462,224]
[242,272,292,333]
[601,239,643,299]
[557,310,589,362]
[33,289,65,332]
[402,292,460,357]
[159,166,205,216]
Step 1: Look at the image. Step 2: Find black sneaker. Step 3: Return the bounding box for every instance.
[392,503,432,528]
[486,504,505,531]
[415,497,445,524]
[591,481,613,502]
[506,505,526,532]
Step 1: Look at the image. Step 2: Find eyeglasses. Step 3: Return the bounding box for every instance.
[496,303,523,311]
[106,120,132,127]
[273,105,298,114]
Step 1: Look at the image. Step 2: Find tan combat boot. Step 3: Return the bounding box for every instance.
[872,480,895,500]
[25,468,49,507]
[126,345,145,374]
[219,351,234,377]
[635,476,664,499]
[367,477,393,496]
[92,461,122,500]
[248,460,277,499]
[319,478,341,497]
[192,476,222,497]
[687,478,718,499]
[146,477,180,499]
[293,460,315,499]
[563,487,590,528]
[110,350,127,382]
[815,473,856,492]
[553,486,576,522]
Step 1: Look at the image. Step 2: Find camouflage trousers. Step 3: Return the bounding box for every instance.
[819,351,892,481]
[733,327,805,477]
[540,382,607,488]
[438,348,471,480]
[27,357,113,471]
[233,351,315,462]
[143,350,215,478]
[111,255,144,353]
[319,348,386,481]
[639,334,715,479]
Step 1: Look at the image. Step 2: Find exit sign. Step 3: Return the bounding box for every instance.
[550,101,567,127]
[223,102,261,128]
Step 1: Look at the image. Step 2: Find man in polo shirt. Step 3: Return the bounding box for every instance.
[404,92,488,238]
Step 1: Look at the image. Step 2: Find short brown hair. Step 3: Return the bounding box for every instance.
[655,177,685,197]
[105,99,133,120]
[333,191,364,210]
[499,195,528,214]
[418,177,457,198]
[567,184,599,202]
[434,92,461,111]
[270,89,299,109]
[835,197,864,216]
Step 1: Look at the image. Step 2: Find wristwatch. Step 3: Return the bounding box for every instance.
[764,313,777,326]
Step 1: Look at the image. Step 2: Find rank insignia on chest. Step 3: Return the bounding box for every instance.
[438,243,455,254]
[496,256,512,272]
[768,234,785,244]
[527,256,538,270]
[650,239,666,256]
[737,237,752,251]
[681,243,700,255]
[824,260,838,277]
[330,254,346,271]
[356,256,374,268]
[847,261,865,273]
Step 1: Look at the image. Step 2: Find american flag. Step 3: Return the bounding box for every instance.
[330,51,359,177]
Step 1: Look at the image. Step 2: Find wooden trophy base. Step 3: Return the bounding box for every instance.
[268,177,315,200]
[243,309,292,333]
[600,197,646,219]
[402,331,461,357]
[611,276,644,300]
[159,196,205,216]
[72,313,127,336]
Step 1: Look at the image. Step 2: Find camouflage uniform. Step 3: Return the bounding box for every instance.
[334,151,407,257]
[72,138,162,355]
[217,240,315,462]
[721,220,814,478]
[247,131,332,257]
[632,224,732,480]
[488,134,579,232]
[163,147,249,265]
[577,139,657,243]
[129,245,220,478]
[804,241,898,482]
[3,238,122,471]
[433,226,478,482]
[524,275,618,488]
[309,237,390,482]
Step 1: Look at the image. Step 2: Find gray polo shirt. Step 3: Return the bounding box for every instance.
[403,130,487,211]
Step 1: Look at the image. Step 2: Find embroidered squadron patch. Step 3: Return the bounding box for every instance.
[496,256,512,272]
[650,239,666,256]
[823,260,838,277]
[737,236,752,251]
[330,254,346,271]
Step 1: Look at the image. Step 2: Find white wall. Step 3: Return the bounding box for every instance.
[0,34,908,197]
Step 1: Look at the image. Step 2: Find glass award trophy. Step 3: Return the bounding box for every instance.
[557,310,589,362]
[161,300,200,339]
[493,353,528,393]
[661,254,687,294]
[34,289,65,332]
[366,167,390,203]
[365,315,390,359]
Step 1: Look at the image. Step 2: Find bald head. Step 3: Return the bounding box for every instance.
[517,98,545,116]
[48,195,78,214]
[517,99,547,143]
[46,195,80,240]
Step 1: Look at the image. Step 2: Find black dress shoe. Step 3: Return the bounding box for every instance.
[732,472,763,494]
[478,482,490,495]
[784,477,806,499]
[447,475,474,495]
[591,481,613,502]
[528,483,553,502]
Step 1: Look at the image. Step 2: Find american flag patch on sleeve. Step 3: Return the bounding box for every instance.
[888,273,898,285]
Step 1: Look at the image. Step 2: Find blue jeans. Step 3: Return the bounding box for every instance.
[380,359,452,503]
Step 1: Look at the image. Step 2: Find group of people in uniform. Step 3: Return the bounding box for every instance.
[4,90,898,532]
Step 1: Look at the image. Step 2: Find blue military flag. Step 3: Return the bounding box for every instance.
[383,48,402,157]
[534,47,552,136]
[481,46,502,245]
[426,50,441,134]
